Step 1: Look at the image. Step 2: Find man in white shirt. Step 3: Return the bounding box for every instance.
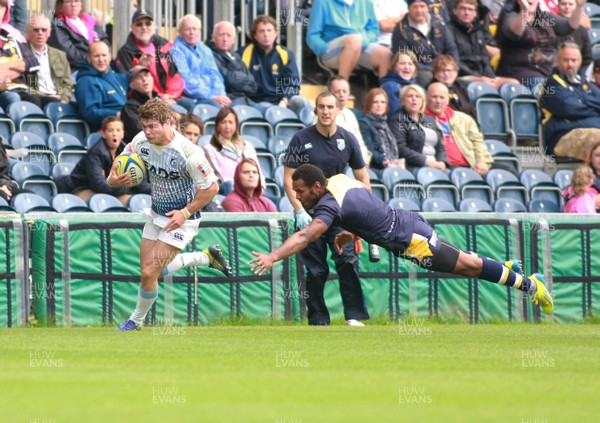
[25,14,72,106]
[373,0,407,48]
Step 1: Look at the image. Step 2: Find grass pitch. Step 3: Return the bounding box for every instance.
[1,322,599,423]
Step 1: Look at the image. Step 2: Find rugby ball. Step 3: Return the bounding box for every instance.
[115,152,146,186]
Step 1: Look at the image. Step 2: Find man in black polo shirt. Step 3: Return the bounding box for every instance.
[282,91,371,326]
[250,164,554,316]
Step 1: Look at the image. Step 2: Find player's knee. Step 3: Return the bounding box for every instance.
[344,34,363,49]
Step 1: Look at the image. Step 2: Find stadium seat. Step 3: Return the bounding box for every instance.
[278,195,294,212]
[499,82,541,147]
[528,199,560,213]
[422,197,456,212]
[520,169,563,207]
[486,169,529,204]
[0,196,14,212]
[459,198,493,212]
[553,169,573,190]
[47,132,86,165]
[10,161,57,203]
[52,193,92,213]
[267,134,292,161]
[88,194,130,213]
[8,101,53,140]
[127,194,152,212]
[265,179,282,197]
[388,197,421,212]
[243,135,267,150]
[52,161,76,179]
[0,107,16,141]
[11,193,56,213]
[493,198,527,213]
[193,103,219,134]
[381,166,425,204]
[256,149,277,179]
[44,102,89,141]
[467,82,515,146]
[197,134,211,147]
[11,131,55,175]
[450,167,494,203]
[273,165,284,188]
[86,132,103,150]
[485,139,521,173]
[590,27,600,45]
[211,194,226,211]
[298,106,315,127]
[233,105,273,141]
[264,105,305,138]
[219,180,234,196]
[416,167,460,207]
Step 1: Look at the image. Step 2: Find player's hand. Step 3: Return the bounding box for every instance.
[334,231,355,255]
[249,251,275,275]
[106,161,132,187]
[164,209,187,232]
[294,209,312,230]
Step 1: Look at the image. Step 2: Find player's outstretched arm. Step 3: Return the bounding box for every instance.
[250,218,330,275]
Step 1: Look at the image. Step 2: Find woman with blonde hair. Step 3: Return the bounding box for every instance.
[380,50,418,117]
[563,166,598,213]
[389,84,447,170]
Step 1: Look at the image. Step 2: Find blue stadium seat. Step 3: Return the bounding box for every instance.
[499,82,541,147]
[422,197,456,212]
[44,102,89,142]
[11,193,56,213]
[520,169,563,207]
[468,82,515,146]
[528,199,560,213]
[273,165,284,188]
[52,193,92,213]
[267,134,292,161]
[265,179,281,197]
[211,194,226,211]
[52,161,76,179]
[381,166,425,204]
[485,139,521,173]
[388,197,421,212]
[88,194,129,213]
[450,167,494,203]
[243,135,267,150]
[219,180,234,196]
[486,169,529,204]
[11,131,55,175]
[8,101,53,140]
[197,134,211,147]
[256,149,277,179]
[0,195,14,212]
[459,198,493,212]
[234,105,273,141]
[278,195,294,212]
[47,132,86,164]
[10,161,57,203]
[493,198,527,213]
[298,106,316,127]
[590,27,600,45]
[416,167,460,207]
[553,169,573,190]
[264,105,305,138]
[86,132,103,150]
[0,107,16,141]
[193,104,219,134]
[127,194,152,212]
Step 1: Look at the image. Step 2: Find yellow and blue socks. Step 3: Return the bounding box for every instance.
[470,253,532,292]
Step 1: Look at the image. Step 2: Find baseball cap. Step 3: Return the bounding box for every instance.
[129,65,151,79]
[132,9,153,24]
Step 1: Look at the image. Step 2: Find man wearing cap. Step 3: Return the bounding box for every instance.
[75,40,128,132]
[25,14,72,107]
[115,9,194,111]
[121,65,158,143]
[391,0,459,86]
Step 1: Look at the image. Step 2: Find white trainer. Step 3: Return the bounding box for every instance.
[346,319,365,327]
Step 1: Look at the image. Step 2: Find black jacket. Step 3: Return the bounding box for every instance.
[447,12,496,78]
[48,14,109,71]
[556,25,593,72]
[358,113,388,170]
[206,40,258,100]
[121,90,157,144]
[388,111,447,168]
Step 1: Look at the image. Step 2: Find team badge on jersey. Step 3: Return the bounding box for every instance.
[336,138,345,151]
[197,159,214,178]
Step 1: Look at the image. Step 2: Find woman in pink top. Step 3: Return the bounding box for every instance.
[222,158,277,212]
[563,166,598,213]
[203,106,261,184]
[48,0,110,72]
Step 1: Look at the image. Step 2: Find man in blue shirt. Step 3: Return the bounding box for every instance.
[282,91,371,326]
[250,164,554,316]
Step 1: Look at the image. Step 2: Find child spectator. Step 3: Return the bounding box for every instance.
[563,165,598,213]
[180,113,204,145]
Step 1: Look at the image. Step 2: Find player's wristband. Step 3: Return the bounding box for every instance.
[182,207,191,219]
[106,177,114,187]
